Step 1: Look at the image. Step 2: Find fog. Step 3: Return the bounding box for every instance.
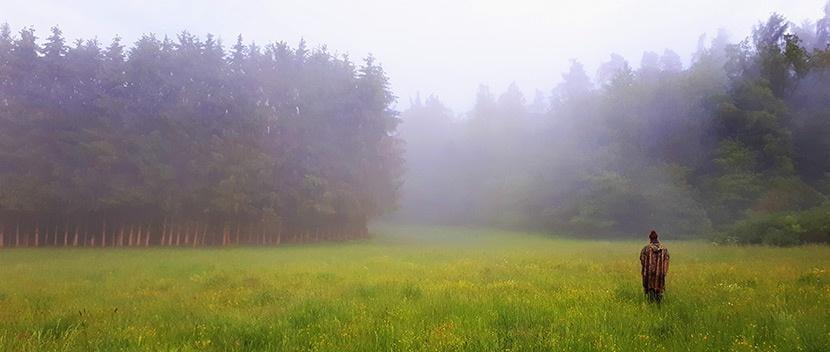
[4,0,824,111]
[2,4,830,351]
[1,1,829,245]
[392,3,830,240]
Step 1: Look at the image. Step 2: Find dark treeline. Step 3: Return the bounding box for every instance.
[397,7,830,244]
[0,25,402,248]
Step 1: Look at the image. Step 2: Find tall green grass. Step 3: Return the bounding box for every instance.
[0,226,828,351]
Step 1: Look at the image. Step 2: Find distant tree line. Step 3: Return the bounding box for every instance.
[397,7,830,244]
[0,25,402,248]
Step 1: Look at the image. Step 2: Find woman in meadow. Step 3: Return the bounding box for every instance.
[640,230,670,303]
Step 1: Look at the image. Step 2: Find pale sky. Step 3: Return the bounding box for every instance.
[2,0,826,112]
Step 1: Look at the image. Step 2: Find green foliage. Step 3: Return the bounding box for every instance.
[0,26,402,240]
[397,9,830,239]
[717,204,830,245]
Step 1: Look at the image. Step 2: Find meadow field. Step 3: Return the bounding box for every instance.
[0,226,828,351]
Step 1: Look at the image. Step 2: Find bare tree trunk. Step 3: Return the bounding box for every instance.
[34,222,40,247]
[128,225,135,247]
[101,220,107,247]
[136,225,143,247]
[73,225,79,247]
[235,223,240,245]
[191,224,198,248]
[142,225,147,246]
[191,223,195,245]
[0,225,4,248]
[174,224,180,246]
[160,221,167,247]
[63,224,68,247]
[194,223,200,247]
[89,223,95,247]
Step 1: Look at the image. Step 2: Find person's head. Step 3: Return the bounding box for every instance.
[649,230,659,243]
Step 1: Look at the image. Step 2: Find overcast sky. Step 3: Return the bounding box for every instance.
[3,0,827,112]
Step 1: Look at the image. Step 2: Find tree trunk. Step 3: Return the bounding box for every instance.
[15,222,20,247]
[101,220,107,247]
[34,222,40,247]
[175,225,180,246]
[73,225,79,247]
[63,224,68,247]
[136,225,143,247]
[161,221,167,247]
[235,223,240,245]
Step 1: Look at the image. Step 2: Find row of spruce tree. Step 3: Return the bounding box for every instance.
[398,9,830,244]
[0,25,403,247]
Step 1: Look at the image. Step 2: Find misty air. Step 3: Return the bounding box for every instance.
[0,1,828,351]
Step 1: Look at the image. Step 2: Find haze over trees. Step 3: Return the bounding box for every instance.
[0,27,402,247]
[1,5,829,249]
[397,6,830,245]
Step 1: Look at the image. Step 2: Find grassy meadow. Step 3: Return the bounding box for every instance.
[0,226,828,351]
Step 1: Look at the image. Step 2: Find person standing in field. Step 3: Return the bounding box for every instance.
[640,230,669,303]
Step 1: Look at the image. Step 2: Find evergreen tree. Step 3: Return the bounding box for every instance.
[0,26,402,247]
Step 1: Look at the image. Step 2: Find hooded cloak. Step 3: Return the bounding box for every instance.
[640,239,669,294]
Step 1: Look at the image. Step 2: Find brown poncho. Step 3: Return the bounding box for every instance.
[640,242,669,293]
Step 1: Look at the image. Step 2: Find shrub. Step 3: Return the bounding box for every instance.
[718,204,830,246]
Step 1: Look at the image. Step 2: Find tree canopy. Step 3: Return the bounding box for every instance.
[397,9,830,243]
[0,26,402,247]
